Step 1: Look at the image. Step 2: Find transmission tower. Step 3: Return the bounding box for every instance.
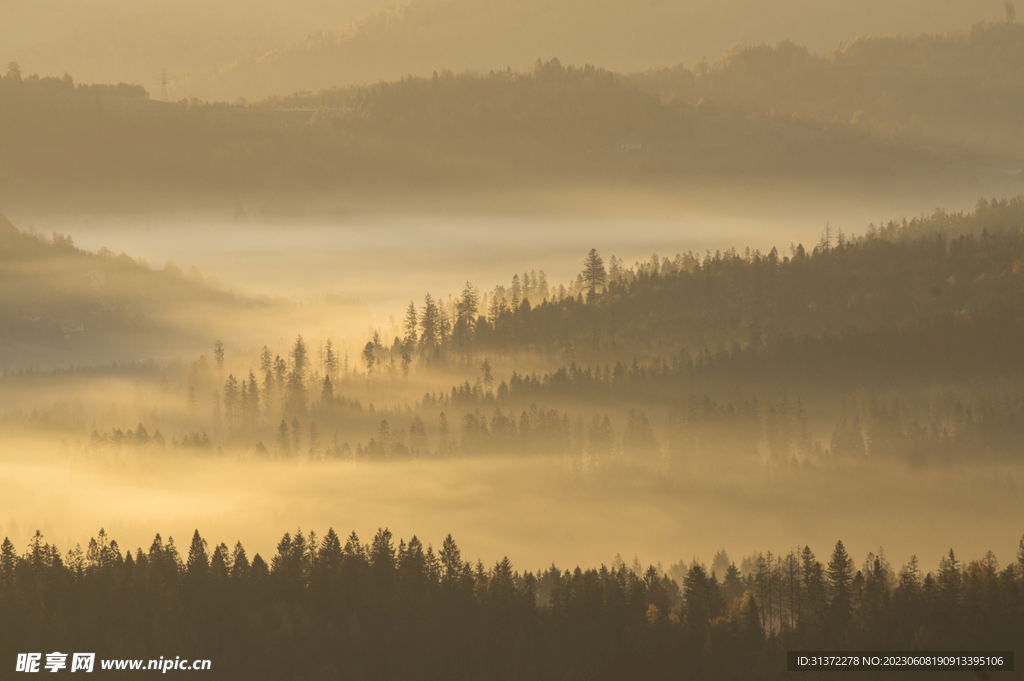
[159,68,169,102]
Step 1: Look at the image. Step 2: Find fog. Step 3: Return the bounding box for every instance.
[38,214,829,309]
[13,184,987,320]
[2,441,1020,577]
[3,182,1021,590]
[5,0,1008,101]
[4,0,1023,672]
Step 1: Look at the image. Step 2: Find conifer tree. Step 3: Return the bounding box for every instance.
[324,339,339,381]
[247,370,260,424]
[223,374,239,433]
[481,358,493,391]
[186,530,210,577]
[363,341,376,373]
[582,248,606,301]
[1017,534,1024,578]
[287,336,309,411]
[404,301,419,347]
[230,542,250,579]
[439,534,462,586]
[277,419,290,455]
[213,340,225,372]
[826,540,854,641]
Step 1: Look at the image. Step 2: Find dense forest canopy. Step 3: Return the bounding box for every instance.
[358,197,1024,378]
[3,42,1018,208]
[1,526,1021,679]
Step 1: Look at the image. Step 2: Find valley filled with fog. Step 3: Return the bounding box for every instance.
[2,200,1022,576]
[3,5,1024,674]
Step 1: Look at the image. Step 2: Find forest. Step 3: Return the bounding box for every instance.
[0,526,1021,679]
[4,0,1022,675]
[632,21,1024,155]
[4,20,1024,208]
[5,198,1024,467]
[187,0,1003,102]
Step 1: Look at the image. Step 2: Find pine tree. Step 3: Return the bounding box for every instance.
[0,537,17,589]
[802,545,826,631]
[455,282,479,350]
[481,358,493,391]
[324,339,338,381]
[420,294,439,359]
[723,562,745,603]
[230,542,249,579]
[263,368,275,416]
[1017,534,1024,578]
[247,370,260,425]
[260,346,273,375]
[213,340,225,372]
[439,534,462,586]
[363,341,376,373]
[186,530,210,577]
[277,419,290,455]
[582,248,606,301]
[404,301,418,347]
[223,374,239,434]
[287,336,309,411]
[211,390,221,437]
[826,540,854,641]
[318,529,342,574]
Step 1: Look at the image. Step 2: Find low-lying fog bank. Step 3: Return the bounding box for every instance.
[2,441,1019,577]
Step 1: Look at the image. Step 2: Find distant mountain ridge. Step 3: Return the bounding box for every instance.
[4,0,396,94]
[186,0,1000,100]
[630,21,1024,154]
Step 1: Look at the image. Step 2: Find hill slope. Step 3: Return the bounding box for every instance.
[631,21,1024,156]
[4,0,395,93]
[191,0,1000,100]
[0,214,245,367]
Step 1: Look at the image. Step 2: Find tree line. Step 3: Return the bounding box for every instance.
[1,528,1021,680]
[0,53,968,201]
[358,197,1024,376]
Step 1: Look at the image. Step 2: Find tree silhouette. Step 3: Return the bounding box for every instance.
[582,248,606,301]
[826,540,854,642]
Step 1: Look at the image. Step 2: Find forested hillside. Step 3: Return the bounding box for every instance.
[7,199,1024,474]
[4,0,394,94]
[362,197,1024,379]
[192,0,997,101]
[632,21,1024,156]
[0,59,990,207]
[0,214,248,365]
